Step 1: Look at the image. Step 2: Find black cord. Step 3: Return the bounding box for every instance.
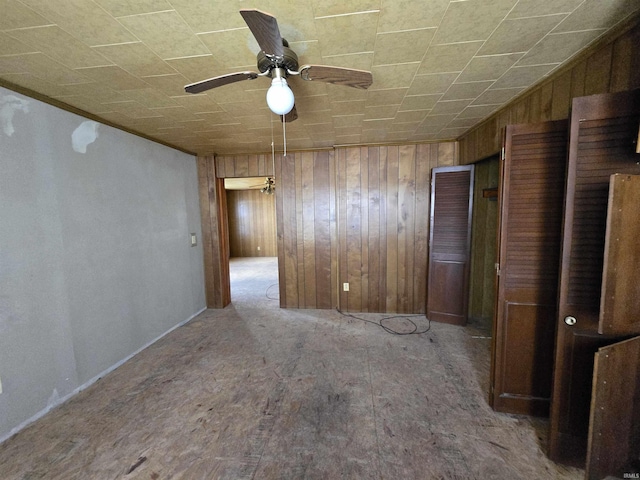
[265,283,279,300]
[336,308,431,336]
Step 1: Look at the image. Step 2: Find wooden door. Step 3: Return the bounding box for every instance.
[598,174,640,336]
[586,336,640,480]
[549,89,640,466]
[427,165,474,325]
[585,174,640,480]
[490,120,568,416]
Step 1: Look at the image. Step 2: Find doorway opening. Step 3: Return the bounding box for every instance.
[467,154,499,339]
[224,177,279,307]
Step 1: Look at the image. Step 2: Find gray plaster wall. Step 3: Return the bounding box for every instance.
[0,87,206,442]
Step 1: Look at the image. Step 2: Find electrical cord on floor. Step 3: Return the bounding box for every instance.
[336,307,431,336]
[265,283,280,300]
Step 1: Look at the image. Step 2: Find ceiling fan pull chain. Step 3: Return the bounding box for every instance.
[270,111,275,163]
[282,114,287,156]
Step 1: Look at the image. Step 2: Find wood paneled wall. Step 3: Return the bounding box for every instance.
[201,141,459,313]
[227,190,277,257]
[215,154,274,178]
[197,155,231,308]
[274,150,337,309]
[336,144,457,313]
[458,17,640,164]
[468,156,499,323]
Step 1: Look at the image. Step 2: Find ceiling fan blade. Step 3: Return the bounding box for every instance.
[240,9,284,57]
[299,65,373,90]
[281,104,298,123]
[184,71,259,94]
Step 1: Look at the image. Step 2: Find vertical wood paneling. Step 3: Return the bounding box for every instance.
[272,150,337,309]
[584,44,613,95]
[216,154,274,178]
[314,151,333,309]
[335,142,457,314]
[294,153,305,307]
[281,153,298,308]
[377,147,388,311]
[227,190,276,257]
[196,155,231,309]
[360,147,370,311]
[385,146,399,312]
[551,70,572,121]
[203,142,458,313]
[399,145,417,312]
[413,144,431,312]
[345,147,362,312]
[329,150,338,309]
[367,147,381,311]
[301,152,316,308]
[458,20,640,164]
[571,60,587,98]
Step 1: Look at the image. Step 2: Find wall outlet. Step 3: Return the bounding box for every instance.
[343,283,349,292]
[190,233,197,247]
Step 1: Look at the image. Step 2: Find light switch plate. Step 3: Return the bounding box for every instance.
[343,283,349,292]
[190,233,197,247]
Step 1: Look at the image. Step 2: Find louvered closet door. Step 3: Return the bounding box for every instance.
[490,120,568,416]
[427,166,474,325]
[549,89,640,466]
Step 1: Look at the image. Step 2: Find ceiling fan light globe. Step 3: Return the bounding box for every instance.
[266,78,295,115]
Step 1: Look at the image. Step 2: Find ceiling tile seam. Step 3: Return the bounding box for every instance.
[507,12,572,21]
[140,73,183,79]
[404,0,460,110]
[427,0,521,118]
[2,24,56,33]
[3,50,97,83]
[514,19,602,68]
[0,51,40,59]
[377,27,437,36]
[322,51,374,58]
[547,27,608,36]
[472,52,527,59]
[89,41,141,48]
[4,30,118,70]
[118,7,215,68]
[430,39,499,47]
[163,53,214,61]
[314,10,380,20]
[114,10,177,20]
[195,27,249,36]
[451,79,499,86]
[372,61,420,68]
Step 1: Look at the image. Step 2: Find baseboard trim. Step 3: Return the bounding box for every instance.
[0,306,207,445]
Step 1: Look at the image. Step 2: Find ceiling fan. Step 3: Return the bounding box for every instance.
[257,177,275,195]
[184,9,374,122]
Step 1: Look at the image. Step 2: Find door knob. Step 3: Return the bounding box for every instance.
[564,316,577,326]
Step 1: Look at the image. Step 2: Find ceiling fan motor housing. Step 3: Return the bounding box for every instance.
[257,41,299,76]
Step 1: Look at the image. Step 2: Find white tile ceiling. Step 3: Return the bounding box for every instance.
[0,0,638,155]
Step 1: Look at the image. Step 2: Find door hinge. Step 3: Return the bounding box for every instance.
[495,262,500,276]
[501,147,505,160]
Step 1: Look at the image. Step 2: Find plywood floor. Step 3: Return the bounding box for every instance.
[0,257,583,479]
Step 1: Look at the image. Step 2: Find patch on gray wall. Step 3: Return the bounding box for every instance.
[0,302,20,334]
[72,120,100,153]
[0,94,30,137]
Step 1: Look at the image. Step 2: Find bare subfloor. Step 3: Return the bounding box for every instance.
[0,257,583,479]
